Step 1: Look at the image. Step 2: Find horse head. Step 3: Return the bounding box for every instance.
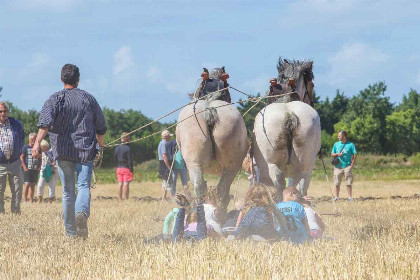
[277,58,314,105]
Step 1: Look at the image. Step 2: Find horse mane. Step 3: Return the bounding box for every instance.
[277,57,314,84]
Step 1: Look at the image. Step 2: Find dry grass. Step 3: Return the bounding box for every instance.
[0,178,419,279]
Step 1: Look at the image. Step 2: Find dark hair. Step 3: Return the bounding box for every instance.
[61,64,80,85]
[339,130,347,137]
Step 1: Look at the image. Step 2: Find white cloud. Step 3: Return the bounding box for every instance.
[146,66,161,83]
[113,46,134,75]
[322,42,388,86]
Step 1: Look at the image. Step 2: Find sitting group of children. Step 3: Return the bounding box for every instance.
[146,184,325,244]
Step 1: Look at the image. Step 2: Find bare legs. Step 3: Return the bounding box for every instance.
[118,181,130,201]
[23,183,35,202]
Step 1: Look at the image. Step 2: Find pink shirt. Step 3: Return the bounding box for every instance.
[184,222,197,232]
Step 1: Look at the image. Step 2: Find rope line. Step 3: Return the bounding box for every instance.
[104,92,288,148]
[105,86,230,146]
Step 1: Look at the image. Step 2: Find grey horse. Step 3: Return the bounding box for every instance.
[176,68,248,214]
[253,59,321,197]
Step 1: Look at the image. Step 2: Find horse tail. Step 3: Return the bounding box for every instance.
[204,103,219,158]
[283,111,300,165]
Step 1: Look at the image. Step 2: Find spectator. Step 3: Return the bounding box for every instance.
[231,184,280,241]
[276,186,310,244]
[36,140,58,203]
[0,101,24,214]
[158,130,173,200]
[300,198,325,240]
[21,132,41,203]
[114,132,133,201]
[33,64,107,239]
[165,139,189,199]
[331,130,357,201]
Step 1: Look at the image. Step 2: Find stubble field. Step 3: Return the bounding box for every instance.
[0,178,419,279]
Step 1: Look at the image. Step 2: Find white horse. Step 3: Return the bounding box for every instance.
[176,69,248,214]
[253,58,320,196]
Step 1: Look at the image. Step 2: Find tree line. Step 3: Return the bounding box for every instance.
[238,81,420,156]
[1,81,419,167]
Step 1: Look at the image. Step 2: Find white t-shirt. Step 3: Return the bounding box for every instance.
[203,203,222,234]
[304,206,321,231]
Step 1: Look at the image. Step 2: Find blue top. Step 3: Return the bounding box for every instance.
[21,144,41,170]
[38,88,107,163]
[165,140,177,161]
[114,144,133,171]
[174,150,186,170]
[276,201,308,244]
[0,117,25,164]
[157,139,167,160]
[331,141,357,168]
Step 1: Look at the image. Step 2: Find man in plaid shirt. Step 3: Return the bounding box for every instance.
[0,101,25,214]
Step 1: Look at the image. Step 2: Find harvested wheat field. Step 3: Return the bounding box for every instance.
[0,179,419,279]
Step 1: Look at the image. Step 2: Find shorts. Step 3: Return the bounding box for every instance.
[117,167,133,182]
[333,166,353,186]
[24,170,39,184]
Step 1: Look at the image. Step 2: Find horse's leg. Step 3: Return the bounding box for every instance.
[187,164,206,199]
[216,167,240,217]
[268,163,286,199]
[298,172,312,196]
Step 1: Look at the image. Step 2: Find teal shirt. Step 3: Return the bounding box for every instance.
[163,208,180,234]
[174,150,186,170]
[331,141,357,168]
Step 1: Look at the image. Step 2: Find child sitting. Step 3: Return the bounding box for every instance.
[203,186,223,236]
[276,186,310,244]
[231,184,281,241]
[172,194,207,242]
[300,198,325,240]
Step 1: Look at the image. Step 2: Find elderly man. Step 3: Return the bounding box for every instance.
[33,64,107,238]
[0,101,25,214]
[114,132,133,201]
[158,130,173,200]
[331,130,357,201]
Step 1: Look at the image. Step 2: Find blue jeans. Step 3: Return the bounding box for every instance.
[172,204,207,242]
[57,160,93,237]
[169,169,188,196]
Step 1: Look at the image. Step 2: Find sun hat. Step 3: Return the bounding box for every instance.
[161,130,173,138]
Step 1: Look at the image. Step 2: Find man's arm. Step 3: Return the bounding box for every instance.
[163,153,170,169]
[351,154,357,169]
[32,127,49,159]
[96,134,105,147]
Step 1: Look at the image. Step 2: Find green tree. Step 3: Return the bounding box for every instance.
[386,109,420,155]
[237,93,266,137]
[342,82,393,153]
[395,89,420,111]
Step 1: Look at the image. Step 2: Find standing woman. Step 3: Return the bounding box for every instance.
[21,133,40,203]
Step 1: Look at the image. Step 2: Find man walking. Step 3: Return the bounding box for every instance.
[33,64,107,238]
[331,130,357,201]
[0,101,25,214]
[114,132,133,201]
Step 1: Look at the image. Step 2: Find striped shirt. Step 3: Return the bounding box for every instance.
[38,88,107,163]
[0,119,14,160]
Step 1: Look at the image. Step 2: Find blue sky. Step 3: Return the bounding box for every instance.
[1,0,419,120]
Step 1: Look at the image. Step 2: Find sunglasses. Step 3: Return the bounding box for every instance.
[0,110,8,113]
